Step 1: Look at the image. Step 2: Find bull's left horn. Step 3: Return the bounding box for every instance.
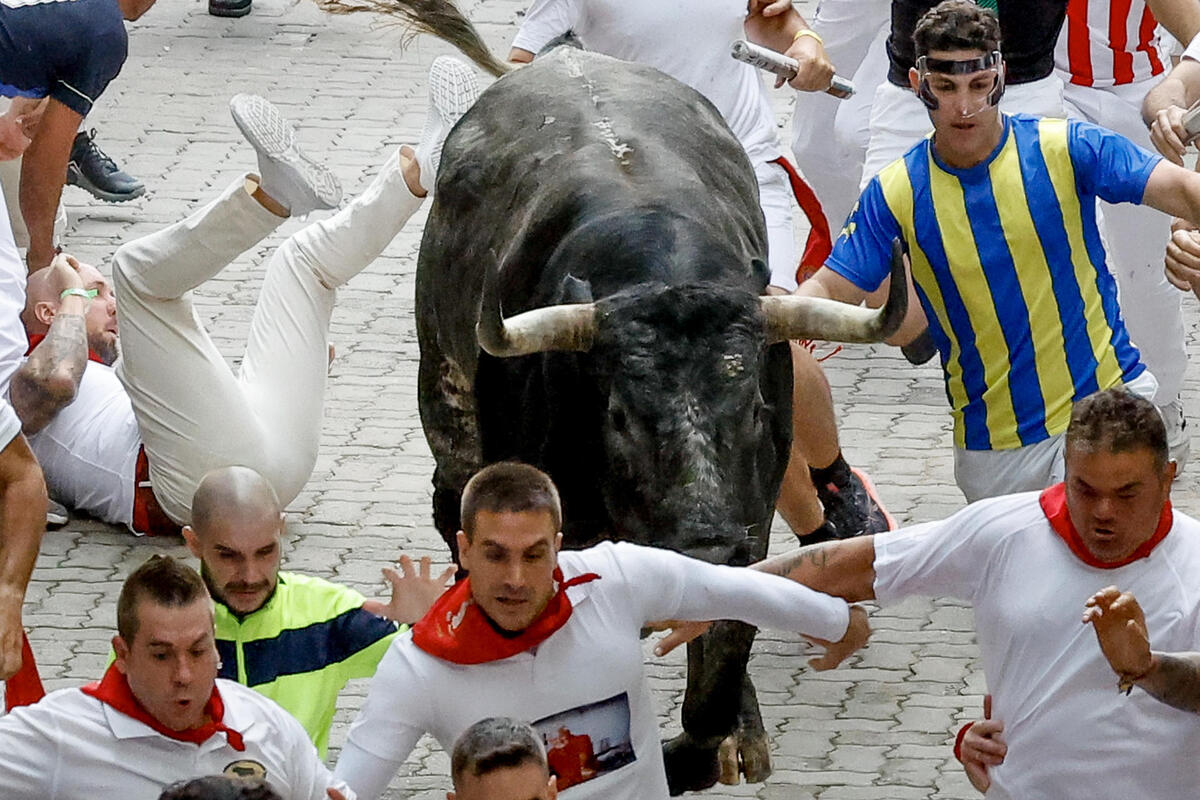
[762,237,908,344]
[476,259,596,357]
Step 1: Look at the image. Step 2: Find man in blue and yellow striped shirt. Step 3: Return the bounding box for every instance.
[799,0,1200,501]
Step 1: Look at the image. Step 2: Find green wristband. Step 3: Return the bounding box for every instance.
[60,288,98,302]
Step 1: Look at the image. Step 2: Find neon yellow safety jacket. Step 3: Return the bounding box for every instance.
[213,571,399,757]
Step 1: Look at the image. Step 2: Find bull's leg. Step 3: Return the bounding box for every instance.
[417,352,482,565]
[734,672,771,783]
[662,619,759,795]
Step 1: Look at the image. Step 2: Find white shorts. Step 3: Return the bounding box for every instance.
[953,371,1159,503]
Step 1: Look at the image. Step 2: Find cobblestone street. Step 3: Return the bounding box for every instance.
[15,0,1200,797]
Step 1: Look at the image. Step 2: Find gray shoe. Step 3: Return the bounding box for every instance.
[46,498,68,529]
[415,56,481,195]
[229,94,342,216]
[1161,396,1190,473]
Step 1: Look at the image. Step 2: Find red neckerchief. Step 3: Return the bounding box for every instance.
[25,332,107,365]
[3,631,45,711]
[1039,482,1172,569]
[81,664,245,751]
[412,567,600,665]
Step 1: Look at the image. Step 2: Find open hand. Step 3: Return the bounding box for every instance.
[652,619,711,657]
[1083,586,1153,682]
[362,554,454,626]
[805,604,869,671]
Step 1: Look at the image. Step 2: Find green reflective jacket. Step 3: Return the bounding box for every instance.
[214,571,399,757]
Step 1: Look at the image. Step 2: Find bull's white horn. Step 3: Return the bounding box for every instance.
[762,237,908,345]
[476,260,596,356]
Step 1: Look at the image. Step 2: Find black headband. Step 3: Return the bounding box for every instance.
[917,51,1002,74]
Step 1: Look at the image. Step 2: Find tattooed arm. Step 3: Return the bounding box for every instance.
[1084,586,1200,713]
[10,256,91,435]
[752,536,878,602]
[652,536,877,656]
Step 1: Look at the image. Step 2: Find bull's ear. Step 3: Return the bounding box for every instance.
[750,258,770,289]
[561,274,594,304]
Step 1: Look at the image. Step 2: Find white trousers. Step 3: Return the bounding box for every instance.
[112,152,423,523]
[758,160,798,290]
[1062,77,1188,403]
[860,75,1068,189]
[790,0,890,229]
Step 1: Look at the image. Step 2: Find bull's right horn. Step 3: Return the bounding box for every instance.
[762,237,908,344]
[476,259,596,357]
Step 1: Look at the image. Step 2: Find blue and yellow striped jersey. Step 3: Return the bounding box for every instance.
[828,114,1157,451]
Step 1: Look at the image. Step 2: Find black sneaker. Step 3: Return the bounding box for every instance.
[818,467,896,540]
[66,130,145,202]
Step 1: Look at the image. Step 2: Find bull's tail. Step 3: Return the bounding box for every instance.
[315,0,512,78]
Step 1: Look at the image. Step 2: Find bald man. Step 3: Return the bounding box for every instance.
[9,60,481,535]
[185,466,451,758]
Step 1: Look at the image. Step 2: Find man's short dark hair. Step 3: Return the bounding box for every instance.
[450,717,548,786]
[913,0,1001,59]
[460,462,562,541]
[1066,389,1169,470]
[158,776,281,800]
[117,555,210,642]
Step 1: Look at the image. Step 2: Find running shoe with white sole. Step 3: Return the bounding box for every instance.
[819,467,897,540]
[415,55,481,196]
[229,94,342,216]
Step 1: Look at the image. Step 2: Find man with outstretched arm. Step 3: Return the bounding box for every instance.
[661,387,1200,799]
[333,461,870,800]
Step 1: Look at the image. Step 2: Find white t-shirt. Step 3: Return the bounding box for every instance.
[0,188,27,395]
[1184,30,1200,62]
[25,360,141,529]
[0,397,20,451]
[510,0,783,166]
[0,678,352,800]
[334,540,850,800]
[874,492,1200,800]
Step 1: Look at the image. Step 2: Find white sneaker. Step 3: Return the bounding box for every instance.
[229,94,342,216]
[415,56,481,196]
[1161,396,1190,473]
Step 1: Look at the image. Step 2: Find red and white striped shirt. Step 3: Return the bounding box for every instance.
[1055,0,1166,87]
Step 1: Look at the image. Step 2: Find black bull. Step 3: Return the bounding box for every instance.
[409,42,906,795]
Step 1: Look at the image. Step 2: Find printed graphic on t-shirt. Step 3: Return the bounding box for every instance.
[533,692,636,791]
[223,760,267,780]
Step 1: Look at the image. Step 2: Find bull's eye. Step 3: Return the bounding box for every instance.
[722,353,745,377]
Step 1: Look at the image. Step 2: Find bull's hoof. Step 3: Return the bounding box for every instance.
[718,735,740,785]
[739,728,772,783]
[713,730,772,785]
[662,733,720,795]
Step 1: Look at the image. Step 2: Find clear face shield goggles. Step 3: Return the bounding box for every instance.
[916,50,1006,118]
